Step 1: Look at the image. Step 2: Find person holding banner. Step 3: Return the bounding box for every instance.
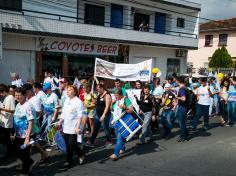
[135,84,156,145]
[87,84,112,147]
[110,89,133,161]
[112,79,127,97]
[58,85,86,169]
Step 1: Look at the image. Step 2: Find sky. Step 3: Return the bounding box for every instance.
[190,0,236,21]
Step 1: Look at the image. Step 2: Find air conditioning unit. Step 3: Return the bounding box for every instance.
[176,49,187,57]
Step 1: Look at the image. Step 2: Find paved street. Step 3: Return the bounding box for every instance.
[1,116,236,176]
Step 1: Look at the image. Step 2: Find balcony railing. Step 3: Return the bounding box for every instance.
[0,7,198,39]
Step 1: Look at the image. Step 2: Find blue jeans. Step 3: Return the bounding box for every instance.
[140,111,153,143]
[90,114,112,144]
[160,109,175,134]
[176,106,188,138]
[227,101,236,125]
[209,95,219,116]
[114,128,125,157]
[192,104,209,128]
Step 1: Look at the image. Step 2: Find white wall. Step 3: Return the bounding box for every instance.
[0,34,36,84]
[129,45,187,82]
[21,0,199,37]
[0,49,35,84]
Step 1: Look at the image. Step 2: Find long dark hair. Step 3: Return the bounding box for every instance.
[96,83,109,93]
[221,78,230,91]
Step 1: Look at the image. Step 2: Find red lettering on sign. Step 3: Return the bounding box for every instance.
[102,45,108,53]
[97,45,102,53]
[112,46,117,54]
[58,41,66,50]
[107,46,113,53]
[72,42,80,51]
[50,41,58,50]
[84,44,90,52]
[80,43,84,52]
[65,42,72,51]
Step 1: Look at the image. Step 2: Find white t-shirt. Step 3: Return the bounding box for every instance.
[61,96,86,134]
[28,96,41,112]
[0,95,15,128]
[13,101,38,138]
[197,86,210,105]
[11,79,24,87]
[36,90,46,103]
[152,85,164,97]
[42,92,59,114]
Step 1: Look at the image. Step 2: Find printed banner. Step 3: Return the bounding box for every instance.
[36,37,119,56]
[94,58,152,81]
[125,89,142,112]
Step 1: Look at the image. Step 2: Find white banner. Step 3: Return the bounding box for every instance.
[125,89,142,112]
[36,37,119,56]
[94,58,152,81]
[0,26,2,62]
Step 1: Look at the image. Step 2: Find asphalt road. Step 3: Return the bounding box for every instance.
[1,116,236,176]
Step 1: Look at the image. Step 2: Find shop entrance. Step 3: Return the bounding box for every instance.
[68,55,95,82]
[36,45,129,83]
[41,52,63,81]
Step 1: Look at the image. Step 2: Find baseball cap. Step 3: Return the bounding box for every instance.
[43,82,51,91]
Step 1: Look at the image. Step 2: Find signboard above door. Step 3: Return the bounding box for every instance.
[36,37,119,56]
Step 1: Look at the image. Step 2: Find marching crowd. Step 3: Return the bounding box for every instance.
[0,70,236,175]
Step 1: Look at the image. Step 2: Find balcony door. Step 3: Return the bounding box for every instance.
[111,4,123,28]
[155,13,166,34]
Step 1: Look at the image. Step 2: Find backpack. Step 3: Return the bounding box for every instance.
[185,87,194,111]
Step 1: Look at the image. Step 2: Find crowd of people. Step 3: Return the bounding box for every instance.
[0,70,236,175]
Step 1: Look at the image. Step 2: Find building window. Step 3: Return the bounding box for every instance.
[85,4,105,26]
[219,34,228,46]
[134,13,150,32]
[204,62,209,69]
[177,18,185,28]
[167,59,180,76]
[0,0,22,11]
[205,35,213,47]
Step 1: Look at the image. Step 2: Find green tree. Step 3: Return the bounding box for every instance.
[209,46,233,68]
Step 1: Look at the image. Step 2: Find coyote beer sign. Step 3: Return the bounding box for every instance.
[36,37,119,56]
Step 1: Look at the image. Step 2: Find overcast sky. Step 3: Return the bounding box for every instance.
[190,0,236,21]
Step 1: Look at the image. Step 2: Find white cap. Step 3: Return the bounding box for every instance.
[164,83,172,88]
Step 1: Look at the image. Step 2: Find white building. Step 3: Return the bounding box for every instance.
[0,0,201,84]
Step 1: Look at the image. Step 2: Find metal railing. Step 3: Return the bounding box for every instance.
[1,7,198,39]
